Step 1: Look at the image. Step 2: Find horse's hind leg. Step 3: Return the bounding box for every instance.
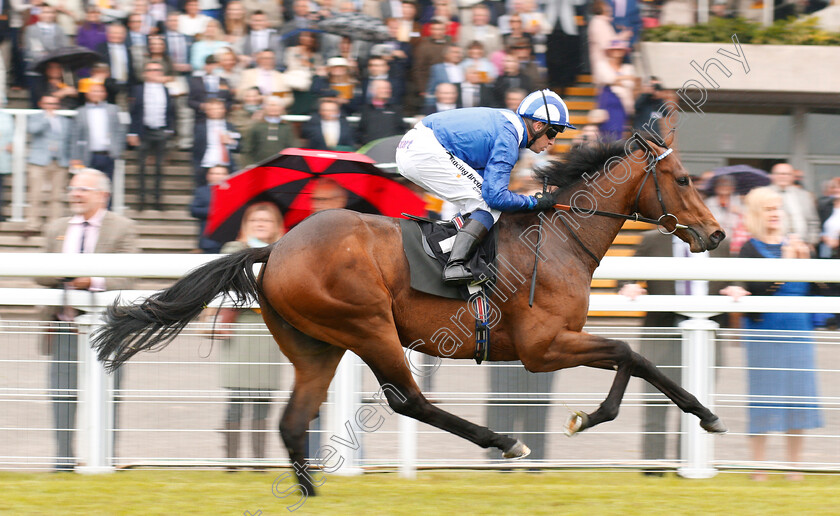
[262,304,345,497]
[353,332,527,459]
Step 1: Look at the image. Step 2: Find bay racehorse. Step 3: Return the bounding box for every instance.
[92,131,727,495]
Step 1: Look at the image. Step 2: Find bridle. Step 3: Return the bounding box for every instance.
[551,134,689,266]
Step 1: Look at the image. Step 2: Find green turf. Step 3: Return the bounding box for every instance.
[1,470,837,515]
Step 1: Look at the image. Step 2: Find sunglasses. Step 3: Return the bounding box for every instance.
[545,125,565,139]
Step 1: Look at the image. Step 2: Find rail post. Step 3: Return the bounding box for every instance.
[677,316,719,479]
[328,351,363,475]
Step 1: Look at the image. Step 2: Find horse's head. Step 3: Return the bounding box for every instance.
[632,132,725,252]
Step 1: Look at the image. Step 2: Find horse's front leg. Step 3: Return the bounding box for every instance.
[520,331,635,435]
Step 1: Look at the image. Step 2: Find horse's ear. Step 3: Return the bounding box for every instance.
[664,128,676,148]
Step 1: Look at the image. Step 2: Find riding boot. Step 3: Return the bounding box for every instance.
[225,421,241,472]
[251,419,267,470]
[442,218,489,286]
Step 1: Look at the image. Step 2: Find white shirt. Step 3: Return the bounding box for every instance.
[143,83,167,129]
[63,209,108,291]
[672,235,708,296]
[149,2,168,23]
[320,119,340,148]
[461,83,479,108]
[258,69,274,95]
[444,62,464,84]
[86,103,111,152]
[251,30,270,54]
[178,13,210,37]
[202,119,229,167]
[109,43,129,82]
[167,32,188,64]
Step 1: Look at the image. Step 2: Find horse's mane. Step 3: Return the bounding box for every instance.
[534,139,629,193]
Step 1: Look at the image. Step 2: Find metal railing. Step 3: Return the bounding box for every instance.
[0,255,838,476]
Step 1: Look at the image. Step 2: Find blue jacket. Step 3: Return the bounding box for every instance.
[422,107,536,211]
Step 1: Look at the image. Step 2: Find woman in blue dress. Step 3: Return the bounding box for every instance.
[725,187,823,480]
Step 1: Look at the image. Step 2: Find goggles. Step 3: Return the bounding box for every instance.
[544,125,565,139]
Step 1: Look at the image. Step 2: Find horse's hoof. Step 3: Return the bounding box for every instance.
[700,417,728,434]
[502,440,531,459]
[564,411,589,437]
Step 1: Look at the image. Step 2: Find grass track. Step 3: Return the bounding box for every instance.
[1,470,837,515]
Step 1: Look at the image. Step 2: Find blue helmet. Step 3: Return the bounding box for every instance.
[516,89,576,130]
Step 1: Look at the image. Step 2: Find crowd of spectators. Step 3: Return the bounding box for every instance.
[1,0,778,228]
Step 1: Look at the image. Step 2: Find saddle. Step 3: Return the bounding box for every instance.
[399,215,498,363]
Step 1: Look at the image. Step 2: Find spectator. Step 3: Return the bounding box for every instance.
[458,4,502,55]
[362,0,403,19]
[126,13,149,79]
[179,0,212,37]
[198,0,224,22]
[241,0,282,27]
[281,0,316,35]
[23,4,67,69]
[517,0,550,63]
[161,12,194,148]
[190,165,229,254]
[0,105,10,222]
[723,187,824,481]
[148,0,170,28]
[36,168,138,471]
[608,0,643,47]
[356,79,406,145]
[818,177,840,259]
[300,97,355,151]
[96,22,135,103]
[283,28,322,115]
[76,6,108,53]
[3,0,29,91]
[69,82,126,181]
[409,17,450,114]
[493,52,532,108]
[588,0,631,78]
[326,35,361,81]
[215,201,286,467]
[241,96,299,165]
[393,0,422,44]
[238,9,282,68]
[594,40,637,141]
[217,47,244,93]
[509,37,544,90]
[768,163,820,247]
[632,76,667,134]
[128,60,175,211]
[310,56,357,112]
[423,81,458,114]
[458,67,494,108]
[222,0,247,42]
[188,55,234,123]
[704,175,743,253]
[25,95,72,233]
[619,230,729,474]
[421,0,459,39]
[238,49,294,107]
[461,40,497,84]
[77,62,119,105]
[31,61,79,109]
[356,54,402,107]
[424,43,463,109]
[190,19,231,72]
[130,0,157,35]
[143,34,175,77]
[310,177,349,213]
[229,86,264,131]
[193,98,240,186]
[545,0,586,93]
[500,12,533,51]
[376,24,412,99]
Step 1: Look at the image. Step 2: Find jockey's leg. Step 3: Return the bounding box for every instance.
[443,210,493,286]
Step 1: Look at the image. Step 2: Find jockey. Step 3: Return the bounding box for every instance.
[396,89,577,285]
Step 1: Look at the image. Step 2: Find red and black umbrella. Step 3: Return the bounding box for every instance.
[205,148,427,243]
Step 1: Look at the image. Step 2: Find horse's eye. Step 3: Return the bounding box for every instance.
[676,176,690,187]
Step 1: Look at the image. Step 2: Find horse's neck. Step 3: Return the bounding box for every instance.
[550,160,646,269]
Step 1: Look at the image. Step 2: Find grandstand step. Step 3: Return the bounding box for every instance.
[612,234,642,246]
[605,248,635,257]
[590,279,618,289]
[575,74,592,84]
[621,220,656,231]
[565,100,596,111]
[565,86,597,97]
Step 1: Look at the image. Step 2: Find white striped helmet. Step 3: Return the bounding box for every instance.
[516,89,576,130]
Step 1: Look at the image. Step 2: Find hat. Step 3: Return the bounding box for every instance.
[326,56,350,68]
[606,39,630,51]
[370,44,393,58]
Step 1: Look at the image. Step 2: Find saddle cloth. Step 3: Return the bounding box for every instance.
[399,216,498,301]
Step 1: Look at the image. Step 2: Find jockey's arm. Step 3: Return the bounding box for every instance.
[481,138,537,212]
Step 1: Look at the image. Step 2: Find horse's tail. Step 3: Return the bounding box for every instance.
[91,244,275,371]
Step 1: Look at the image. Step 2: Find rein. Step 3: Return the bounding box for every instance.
[550,137,687,266]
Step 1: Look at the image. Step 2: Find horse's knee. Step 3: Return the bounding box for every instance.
[609,339,632,365]
[385,389,426,419]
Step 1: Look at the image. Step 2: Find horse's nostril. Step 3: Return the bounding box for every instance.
[710,230,726,245]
